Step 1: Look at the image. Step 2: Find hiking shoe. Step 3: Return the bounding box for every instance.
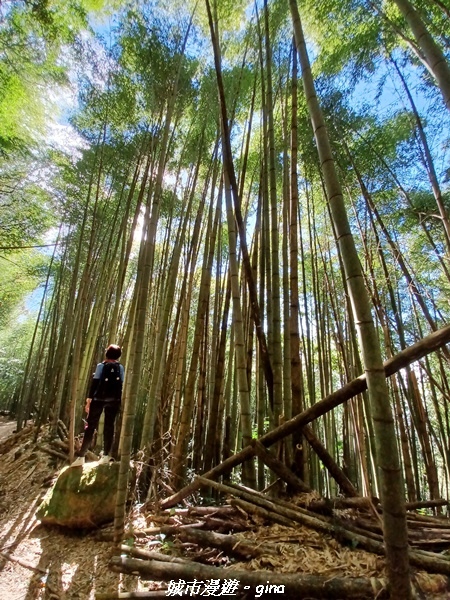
[71,456,85,467]
[99,455,114,465]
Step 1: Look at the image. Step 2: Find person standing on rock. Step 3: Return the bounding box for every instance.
[72,344,125,467]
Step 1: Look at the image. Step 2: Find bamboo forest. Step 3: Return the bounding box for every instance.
[2,0,450,598]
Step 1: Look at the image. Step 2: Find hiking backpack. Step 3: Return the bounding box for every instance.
[95,361,122,400]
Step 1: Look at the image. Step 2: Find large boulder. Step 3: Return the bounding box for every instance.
[36,461,120,529]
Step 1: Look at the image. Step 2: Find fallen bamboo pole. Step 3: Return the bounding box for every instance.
[109,556,390,599]
[177,527,277,558]
[406,499,448,511]
[0,550,47,573]
[304,497,378,512]
[119,545,190,564]
[251,440,310,493]
[302,426,359,497]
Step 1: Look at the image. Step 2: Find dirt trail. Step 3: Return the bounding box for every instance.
[0,423,140,599]
[0,417,17,442]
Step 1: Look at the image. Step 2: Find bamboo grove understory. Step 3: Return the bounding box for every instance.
[2,0,450,596]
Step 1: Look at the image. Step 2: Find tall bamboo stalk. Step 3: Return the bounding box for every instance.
[288,1,411,596]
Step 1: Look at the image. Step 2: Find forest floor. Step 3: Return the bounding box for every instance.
[0,417,449,599]
[0,418,141,600]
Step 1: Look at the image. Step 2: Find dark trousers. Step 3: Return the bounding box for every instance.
[79,399,121,457]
